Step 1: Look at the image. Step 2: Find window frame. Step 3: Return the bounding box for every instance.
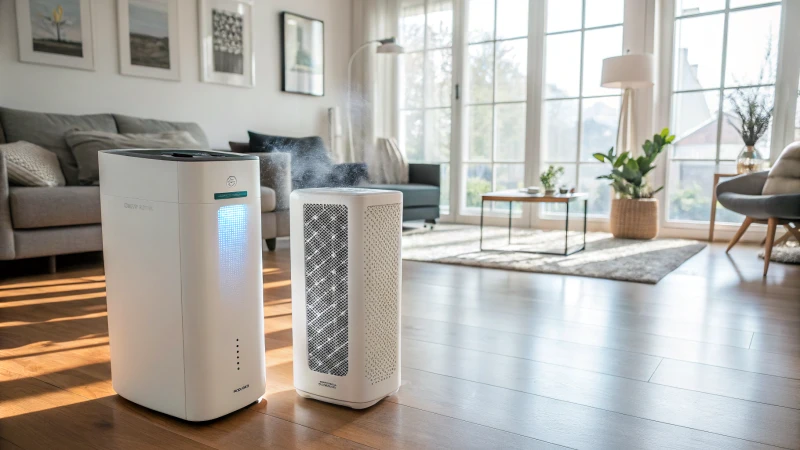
[538,1,625,220]
[398,0,456,217]
[655,0,800,231]
[460,0,530,218]
[395,0,800,236]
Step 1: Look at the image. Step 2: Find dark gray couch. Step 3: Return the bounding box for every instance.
[239,133,441,224]
[0,107,292,269]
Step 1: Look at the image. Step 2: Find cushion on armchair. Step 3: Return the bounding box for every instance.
[763,142,800,195]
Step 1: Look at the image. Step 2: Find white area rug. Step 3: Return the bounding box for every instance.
[759,240,800,264]
[402,225,706,284]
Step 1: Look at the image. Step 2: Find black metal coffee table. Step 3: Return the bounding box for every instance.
[480,191,588,256]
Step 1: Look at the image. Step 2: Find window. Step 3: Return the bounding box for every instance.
[462,0,529,215]
[399,0,453,213]
[540,0,624,217]
[796,76,800,141]
[667,0,781,223]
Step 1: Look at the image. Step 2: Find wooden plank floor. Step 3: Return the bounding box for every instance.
[1,241,799,449]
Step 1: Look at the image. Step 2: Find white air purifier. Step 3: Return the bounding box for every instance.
[99,149,266,421]
[290,188,403,409]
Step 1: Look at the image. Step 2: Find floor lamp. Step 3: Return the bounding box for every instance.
[600,53,655,155]
[347,37,404,162]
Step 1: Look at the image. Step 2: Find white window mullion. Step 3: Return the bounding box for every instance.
[574,0,587,194]
[449,0,467,220]
[525,0,547,228]
[713,0,731,165]
[770,0,800,163]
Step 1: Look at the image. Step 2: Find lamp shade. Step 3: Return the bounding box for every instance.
[377,42,405,54]
[601,54,654,89]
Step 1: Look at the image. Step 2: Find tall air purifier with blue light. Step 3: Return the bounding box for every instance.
[99,149,266,421]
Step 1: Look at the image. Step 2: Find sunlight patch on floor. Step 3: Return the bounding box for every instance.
[0,282,106,299]
[0,312,108,328]
[264,280,291,290]
[556,240,698,268]
[0,291,106,308]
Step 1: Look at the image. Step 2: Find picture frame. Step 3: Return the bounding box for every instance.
[15,0,95,71]
[117,0,180,81]
[281,12,324,97]
[198,0,254,88]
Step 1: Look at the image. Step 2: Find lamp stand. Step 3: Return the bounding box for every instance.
[616,87,642,156]
[346,41,378,163]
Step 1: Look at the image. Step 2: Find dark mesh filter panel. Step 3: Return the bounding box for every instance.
[304,204,349,376]
[364,204,401,385]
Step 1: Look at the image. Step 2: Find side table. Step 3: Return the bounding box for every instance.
[480,191,588,256]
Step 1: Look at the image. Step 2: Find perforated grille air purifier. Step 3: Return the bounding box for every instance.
[99,150,267,421]
[290,188,402,409]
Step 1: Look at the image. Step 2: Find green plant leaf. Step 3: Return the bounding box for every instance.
[593,153,607,163]
[660,127,669,138]
[613,153,628,168]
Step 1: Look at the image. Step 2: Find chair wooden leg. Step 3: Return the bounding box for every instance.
[763,217,778,277]
[785,223,800,243]
[726,217,754,253]
[773,232,790,247]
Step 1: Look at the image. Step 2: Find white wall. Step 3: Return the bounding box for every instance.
[0,0,352,149]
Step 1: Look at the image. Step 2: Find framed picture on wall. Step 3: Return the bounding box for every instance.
[117,0,180,81]
[198,0,254,88]
[15,0,95,71]
[281,12,324,96]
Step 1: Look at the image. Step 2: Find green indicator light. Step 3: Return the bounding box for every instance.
[214,191,247,200]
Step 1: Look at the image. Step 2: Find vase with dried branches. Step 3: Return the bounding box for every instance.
[727,88,772,174]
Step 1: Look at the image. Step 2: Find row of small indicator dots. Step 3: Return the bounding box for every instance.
[237,339,240,370]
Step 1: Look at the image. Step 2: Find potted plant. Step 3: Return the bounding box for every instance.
[727,88,772,174]
[593,128,675,240]
[540,165,564,196]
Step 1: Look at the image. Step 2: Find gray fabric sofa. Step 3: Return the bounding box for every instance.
[0,107,291,269]
[363,163,441,223]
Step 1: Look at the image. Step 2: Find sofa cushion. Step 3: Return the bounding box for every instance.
[0,141,66,187]
[65,130,202,185]
[260,186,276,213]
[763,141,800,195]
[0,107,117,185]
[9,186,100,229]
[114,114,210,148]
[364,184,440,208]
[14,225,103,259]
[229,141,250,153]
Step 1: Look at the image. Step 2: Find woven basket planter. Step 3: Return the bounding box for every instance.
[610,198,659,240]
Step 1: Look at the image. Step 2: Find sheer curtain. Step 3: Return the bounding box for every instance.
[349,0,400,164]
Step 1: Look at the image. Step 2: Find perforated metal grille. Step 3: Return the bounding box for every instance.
[364,203,401,385]
[304,204,349,377]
